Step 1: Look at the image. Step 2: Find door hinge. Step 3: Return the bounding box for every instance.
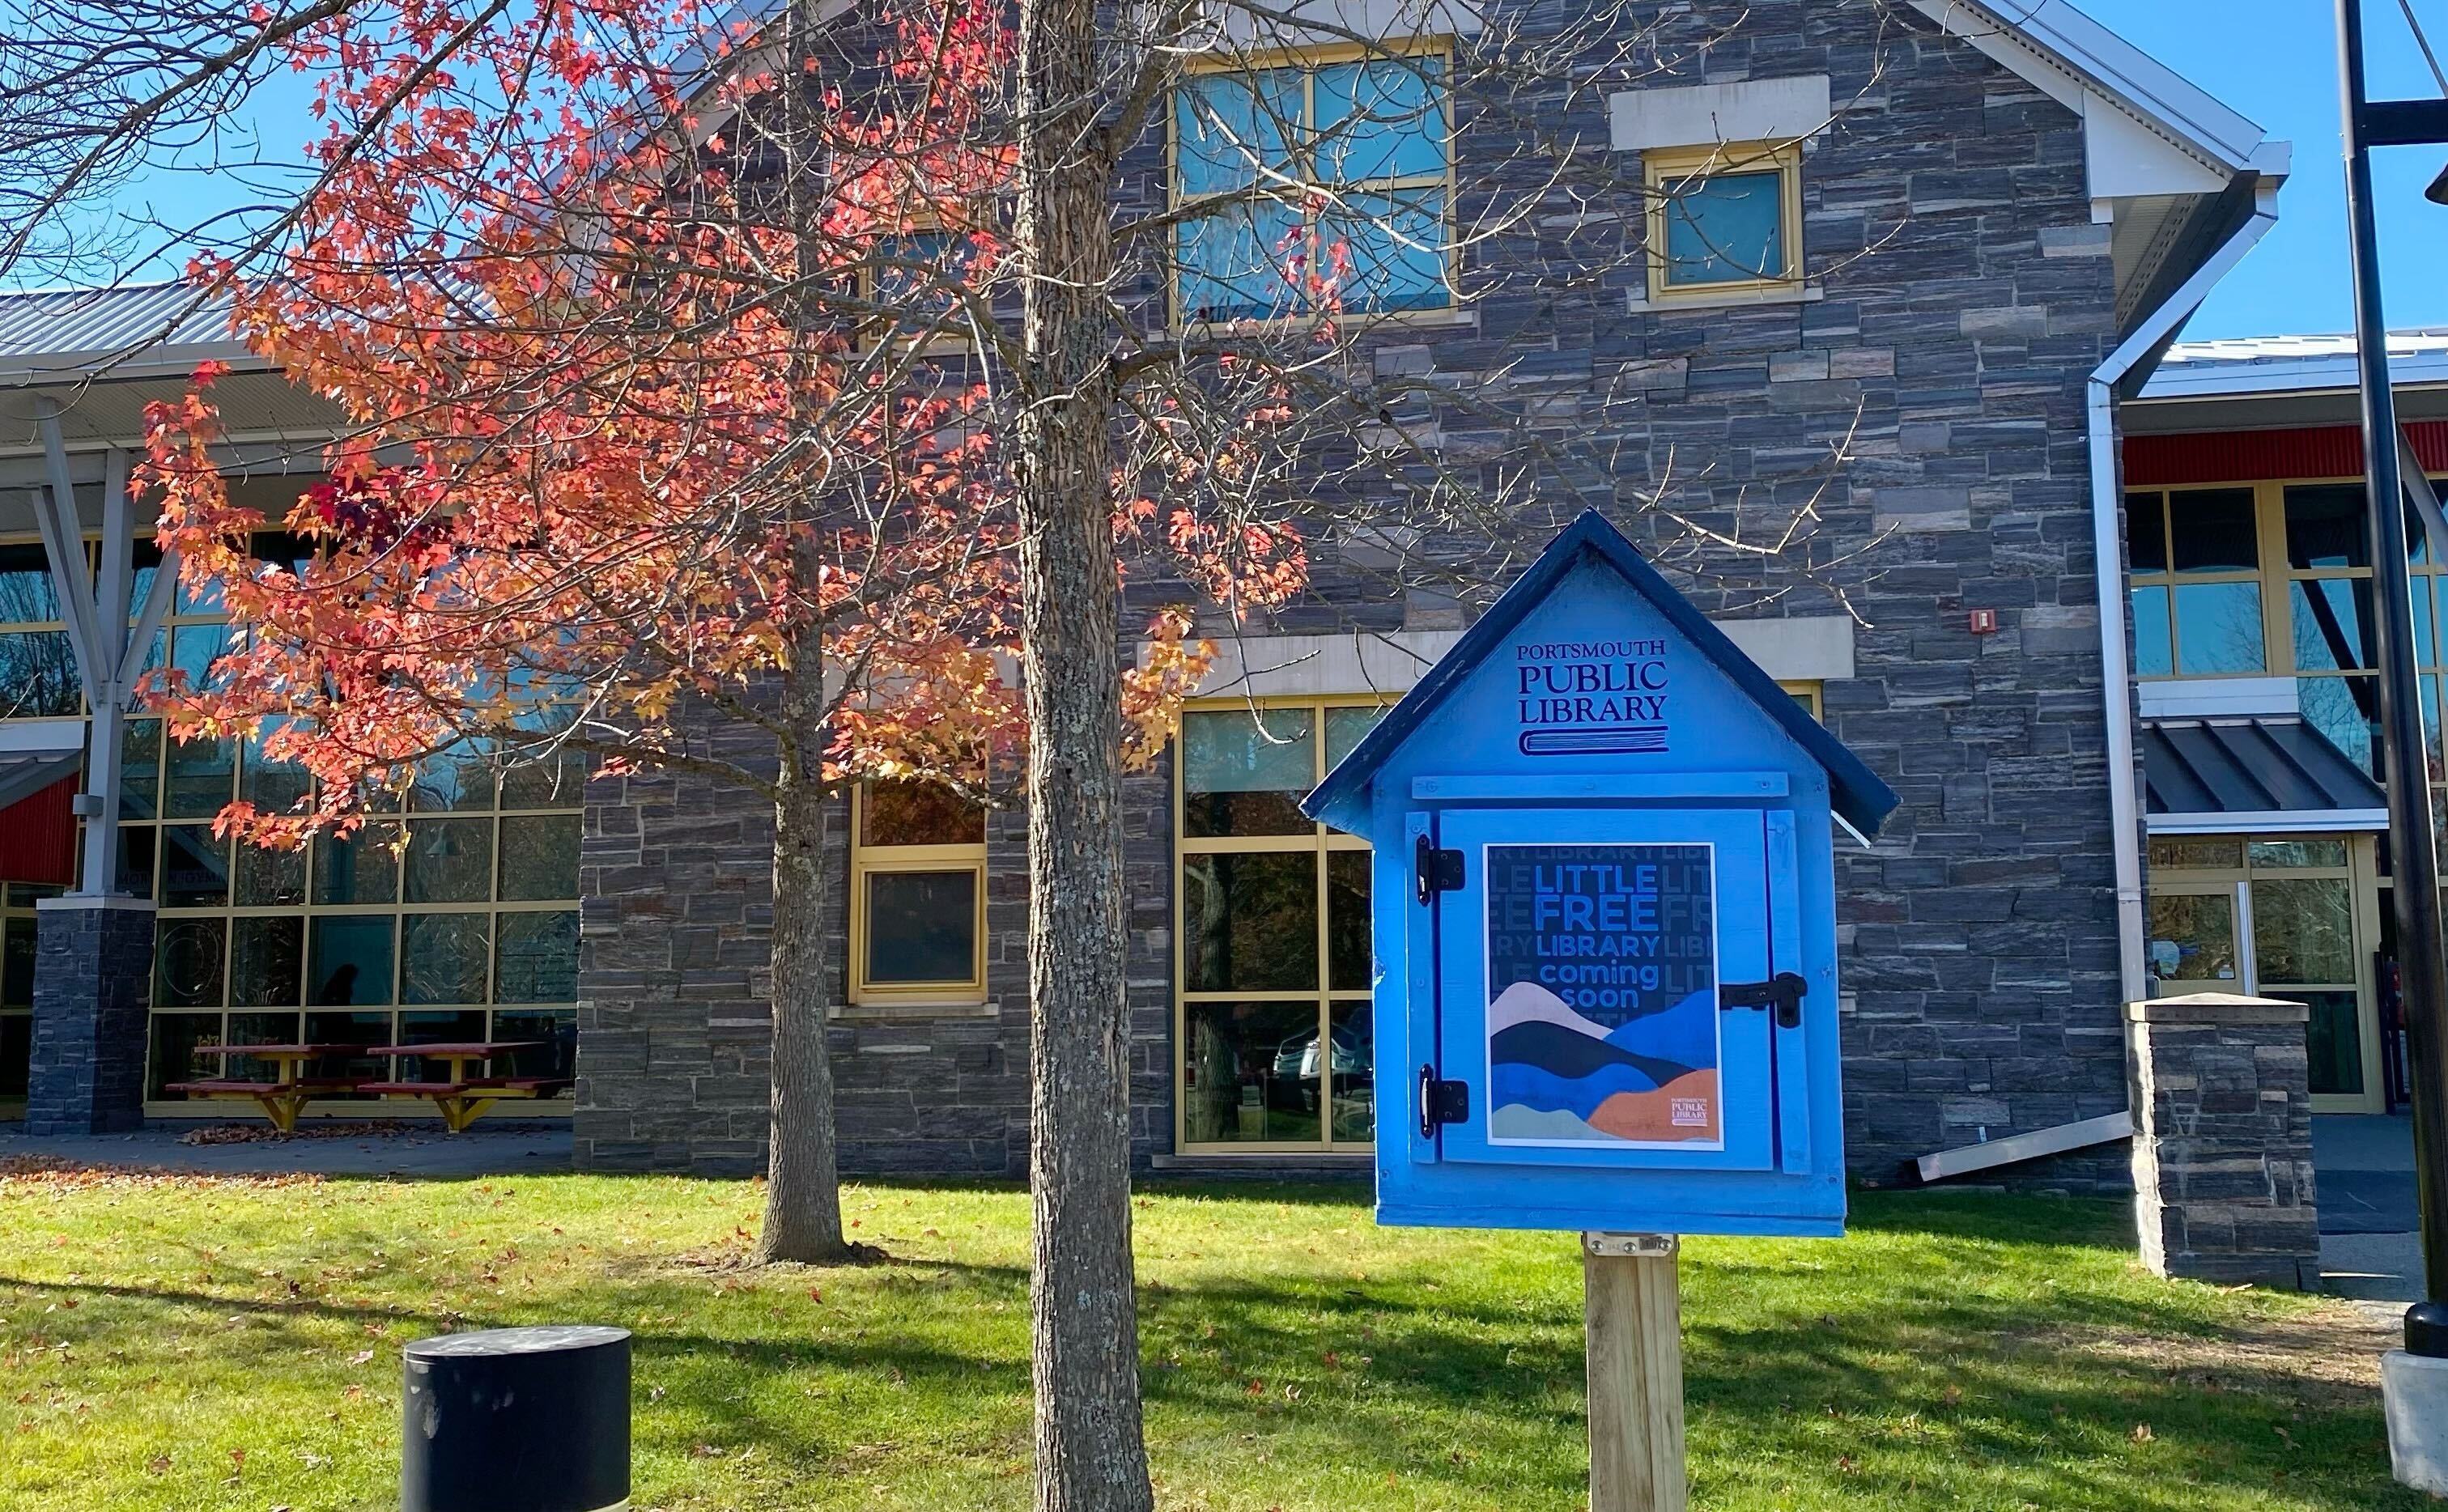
[1719,971,1809,1030]
[1418,1064,1470,1137]
[1414,834,1464,903]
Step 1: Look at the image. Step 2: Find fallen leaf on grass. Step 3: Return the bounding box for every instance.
[2130,1423,2153,1443]
[144,1455,169,1475]
[348,1350,375,1366]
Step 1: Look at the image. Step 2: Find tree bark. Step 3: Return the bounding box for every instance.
[758,0,852,1268]
[1013,0,1154,1504]
[761,631,853,1264]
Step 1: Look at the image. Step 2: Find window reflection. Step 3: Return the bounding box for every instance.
[1181,852,1319,993]
[2292,579,2376,672]
[2172,581,2264,673]
[2170,489,2259,572]
[1180,1000,1324,1145]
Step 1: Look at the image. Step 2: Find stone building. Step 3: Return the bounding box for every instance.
[2,0,2337,1192]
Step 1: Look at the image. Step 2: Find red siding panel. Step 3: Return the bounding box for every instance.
[0,775,79,886]
[2125,420,2448,486]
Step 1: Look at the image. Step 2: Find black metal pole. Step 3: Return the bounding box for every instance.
[2340,0,2448,1357]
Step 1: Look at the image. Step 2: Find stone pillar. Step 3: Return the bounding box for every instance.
[24,896,156,1136]
[2124,992,2319,1289]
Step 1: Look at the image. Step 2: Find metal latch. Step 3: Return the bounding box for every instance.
[1418,1064,1470,1137]
[1719,971,1809,1030]
[1414,834,1464,903]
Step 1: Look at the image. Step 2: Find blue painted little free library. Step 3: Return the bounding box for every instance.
[1303,511,1898,1237]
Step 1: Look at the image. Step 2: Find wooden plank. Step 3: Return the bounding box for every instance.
[1913,1110,2135,1184]
[1584,1234,1686,1512]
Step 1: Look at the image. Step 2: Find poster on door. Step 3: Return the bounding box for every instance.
[1482,843,1722,1148]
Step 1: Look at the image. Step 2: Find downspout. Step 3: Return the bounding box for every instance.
[2088,182,2280,1004]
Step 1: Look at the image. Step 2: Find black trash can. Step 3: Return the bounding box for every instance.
[402,1324,631,1512]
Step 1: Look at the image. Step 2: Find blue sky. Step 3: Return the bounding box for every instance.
[2081,0,2448,339]
[51,2,2448,341]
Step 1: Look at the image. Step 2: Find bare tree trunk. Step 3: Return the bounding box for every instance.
[761,632,852,1264]
[757,0,851,1268]
[1013,0,1154,1503]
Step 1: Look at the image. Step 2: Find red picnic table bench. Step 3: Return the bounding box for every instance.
[360,1042,570,1132]
[164,1043,368,1132]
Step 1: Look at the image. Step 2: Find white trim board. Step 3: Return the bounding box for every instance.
[2147,809,2388,835]
[2136,677,2296,719]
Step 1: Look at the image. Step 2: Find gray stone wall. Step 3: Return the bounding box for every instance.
[24,897,155,1136]
[576,1,2139,1187]
[2126,993,2319,1289]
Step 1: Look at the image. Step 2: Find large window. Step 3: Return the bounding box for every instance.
[1175,699,1386,1152]
[2125,488,2268,677]
[124,554,584,1106]
[1643,142,1804,301]
[849,782,987,1005]
[1171,49,1451,324]
[132,728,584,1104]
[2,505,587,1115]
[2120,481,2448,781]
[0,541,83,718]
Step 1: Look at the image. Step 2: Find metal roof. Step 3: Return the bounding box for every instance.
[2140,716,2385,821]
[2140,329,2448,401]
[0,745,80,812]
[0,282,254,383]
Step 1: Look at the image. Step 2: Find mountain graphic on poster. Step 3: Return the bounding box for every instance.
[1486,981,1719,1144]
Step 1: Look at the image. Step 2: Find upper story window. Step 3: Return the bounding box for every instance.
[1171,49,1451,325]
[2126,488,2267,677]
[1644,142,1803,301]
[2121,478,2447,779]
[850,780,988,1005]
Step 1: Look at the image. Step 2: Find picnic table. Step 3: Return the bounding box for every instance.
[361,1042,569,1132]
[163,1043,365,1132]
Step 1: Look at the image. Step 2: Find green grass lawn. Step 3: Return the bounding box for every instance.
[0,1159,2418,1511]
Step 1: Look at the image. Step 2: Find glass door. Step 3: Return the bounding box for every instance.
[2144,835,2384,1115]
[2250,840,2379,1114]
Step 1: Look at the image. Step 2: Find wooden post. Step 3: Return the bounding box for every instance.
[1583,1232,1686,1512]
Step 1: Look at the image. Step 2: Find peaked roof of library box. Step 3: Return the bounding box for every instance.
[1302,509,1901,835]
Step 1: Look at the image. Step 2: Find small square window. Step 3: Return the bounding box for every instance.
[1644,143,1802,300]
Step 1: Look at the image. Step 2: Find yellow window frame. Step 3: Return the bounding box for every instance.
[848,782,988,1006]
[1643,140,1805,303]
[1173,693,1391,1153]
[1167,39,1456,331]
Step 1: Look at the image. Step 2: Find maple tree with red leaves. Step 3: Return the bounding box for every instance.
[127,0,1306,1285]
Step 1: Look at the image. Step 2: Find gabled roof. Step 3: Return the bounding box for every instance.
[1302,510,1902,835]
[1905,0,2284,181]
